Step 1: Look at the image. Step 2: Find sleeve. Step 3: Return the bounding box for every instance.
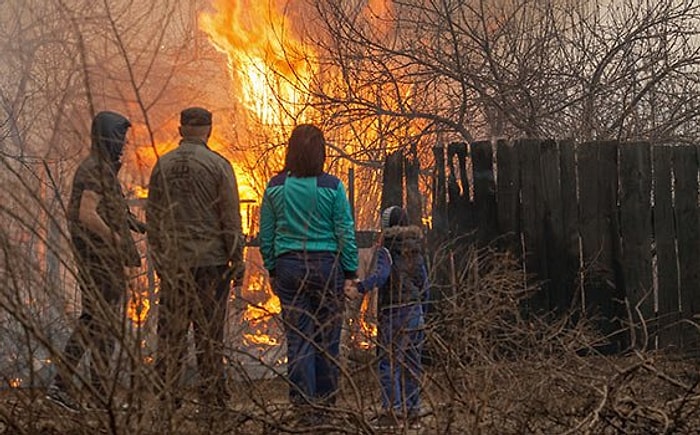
[357,247,391,294]
[79,164,105,195]
[420,258,430,315]
[145,161,164,262]
[259,187,276,275]
[117,181,141,267]
[333,182,358,279]
[219,160,245,277]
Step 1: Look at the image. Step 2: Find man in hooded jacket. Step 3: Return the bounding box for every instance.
[47,111,143,411]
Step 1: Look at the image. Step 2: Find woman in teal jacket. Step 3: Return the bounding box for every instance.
[259,124,358,425]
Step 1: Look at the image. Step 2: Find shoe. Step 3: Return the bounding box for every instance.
[159,395,184,412]
[46,385,81,412]
[291,407,332,430]
[405,414,422,429]
[83,399,129,412]
[370,413,403,430]
[83,401,106,412]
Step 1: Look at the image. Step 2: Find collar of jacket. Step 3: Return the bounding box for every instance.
[179,137,209,148]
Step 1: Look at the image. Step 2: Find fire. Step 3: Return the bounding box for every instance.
[199,0,315,128]
[237,254,282,347]
[132,185,149,200]
[126,270,151,326]
[126,291,150,325]
[8,378,22,388]
[355,295,378,350]
[199,0,309,350]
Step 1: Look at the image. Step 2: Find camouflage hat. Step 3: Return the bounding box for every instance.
[180,107,212,126]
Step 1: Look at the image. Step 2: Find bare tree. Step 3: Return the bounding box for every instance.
[303,0,700,144]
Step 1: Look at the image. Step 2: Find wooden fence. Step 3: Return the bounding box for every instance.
[425,140,700,353]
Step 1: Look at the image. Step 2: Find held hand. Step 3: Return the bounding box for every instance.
[112,233,122,247]
[227,261,246,286]
[344,279,361,300]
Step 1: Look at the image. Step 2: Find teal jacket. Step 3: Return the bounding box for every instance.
[259,172,358,278]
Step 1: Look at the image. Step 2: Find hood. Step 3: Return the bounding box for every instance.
[91,111,131,170]
[382,225,423,240]
[382,225,424,251]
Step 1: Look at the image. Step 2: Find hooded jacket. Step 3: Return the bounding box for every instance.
[357,225,429,309]
[67,111,140,267]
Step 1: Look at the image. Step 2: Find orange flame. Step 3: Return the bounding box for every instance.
[126,270,151,325]
[199,0,311,349]
[127,291,150,325]
[199,0,316,129]
[132,185,149,200]
[356,295,378,350]
[237,254,282,347]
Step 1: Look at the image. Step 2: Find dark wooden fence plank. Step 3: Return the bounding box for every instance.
[447,142,471,237]
[432,146,447,239]
[619,142,653,347]
[471,141,497,246]
[653,145,680,349]
[405,154,422,226]
[496,139,520,251]
[673,145,700,352]
[382,151,404,211]
[518,138,549,313]
[578,141,625,352]
[540,139,567,313]
[559,140,581,312]
[540,140,578,313]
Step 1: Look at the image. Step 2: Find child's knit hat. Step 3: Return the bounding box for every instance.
[380,206,408,229]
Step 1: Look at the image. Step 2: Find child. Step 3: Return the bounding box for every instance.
[346,206,429,429]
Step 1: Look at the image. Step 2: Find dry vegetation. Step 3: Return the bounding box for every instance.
[2,239,700,434]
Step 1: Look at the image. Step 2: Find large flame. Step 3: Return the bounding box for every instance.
[199,0,316,129]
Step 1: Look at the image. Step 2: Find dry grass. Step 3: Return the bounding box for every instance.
[2,244,700,434]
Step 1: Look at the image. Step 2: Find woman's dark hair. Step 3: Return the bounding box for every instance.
[285,124,326,177]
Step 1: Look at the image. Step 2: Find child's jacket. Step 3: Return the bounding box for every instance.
[357,225,429,309]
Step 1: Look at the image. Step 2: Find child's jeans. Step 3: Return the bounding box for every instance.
[377,303,425,414]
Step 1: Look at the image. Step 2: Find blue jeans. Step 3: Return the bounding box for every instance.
[274,251,344,406]
[377,303,425,414]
